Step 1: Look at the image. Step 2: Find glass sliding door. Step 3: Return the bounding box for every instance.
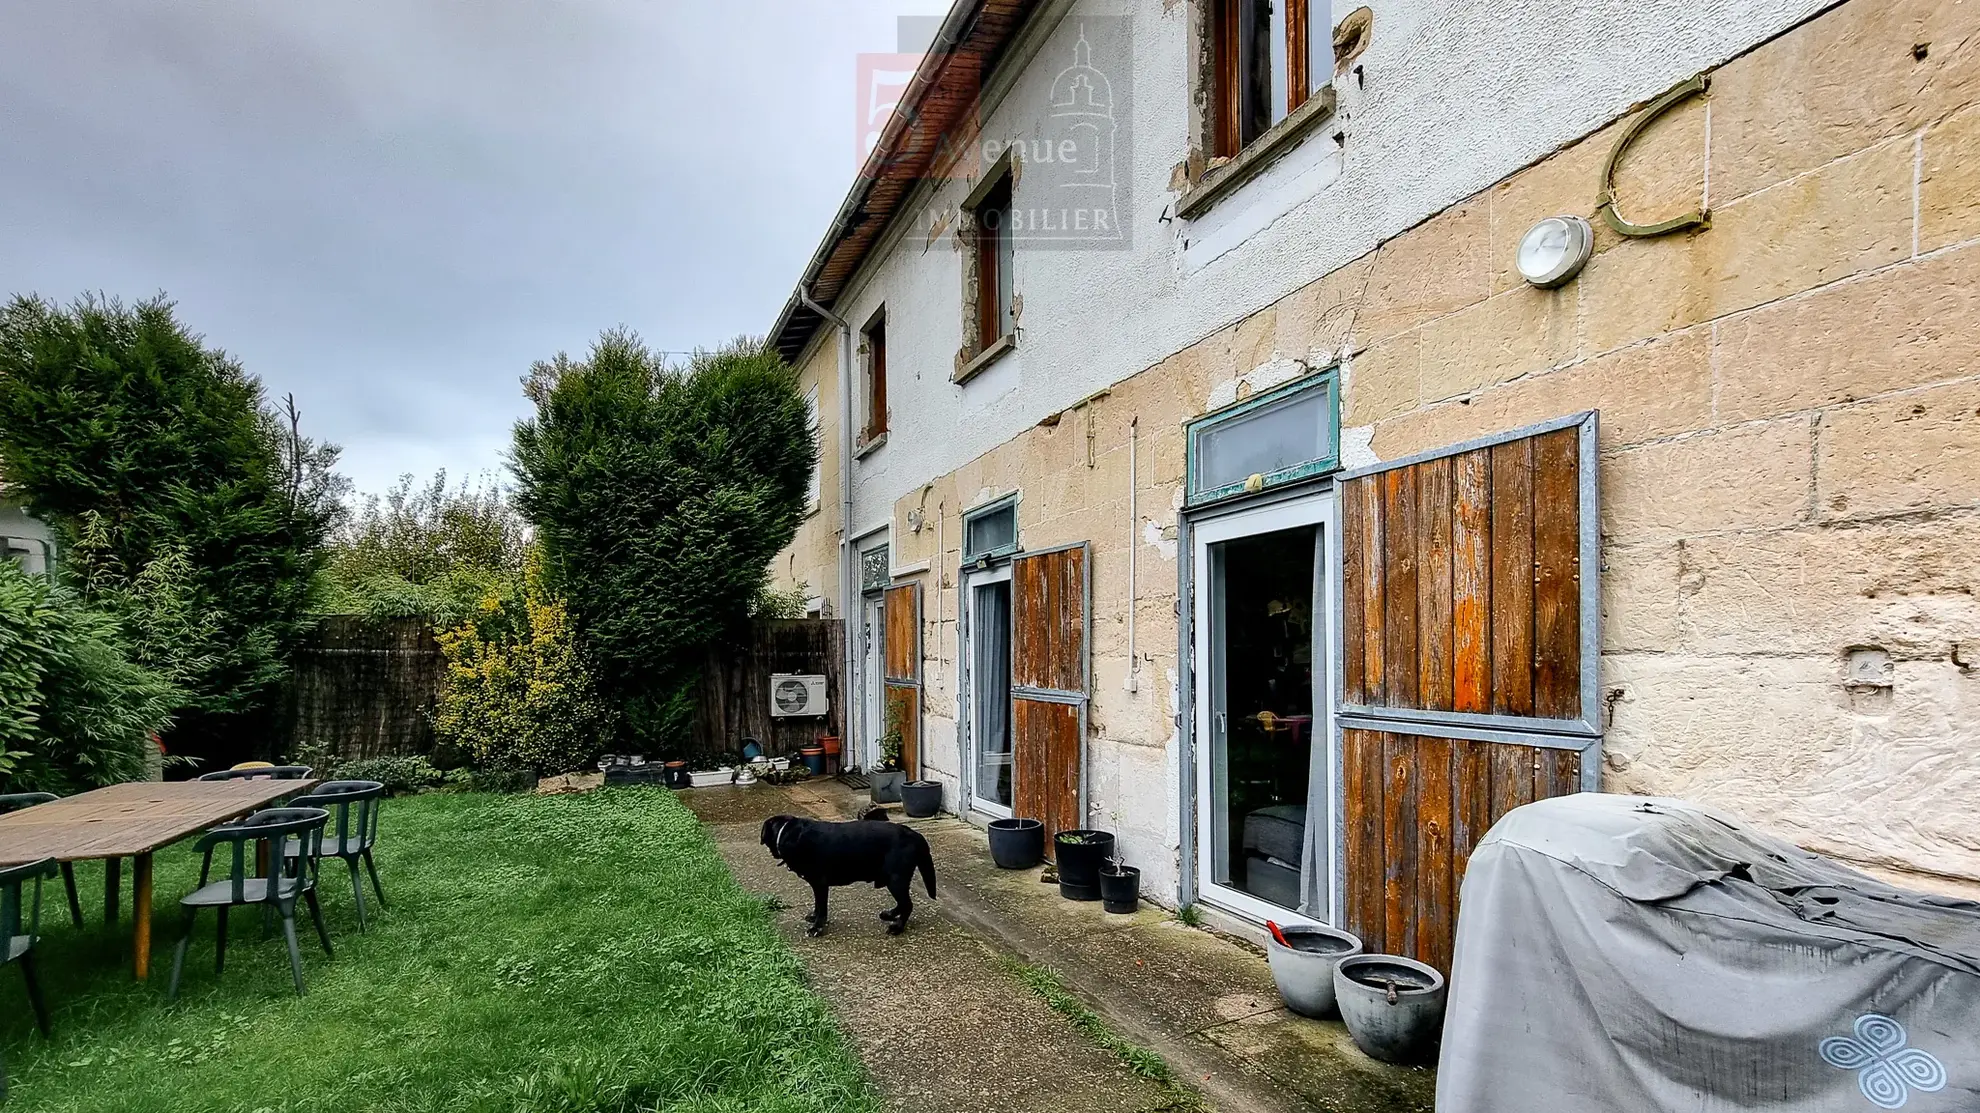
[1192,493,1335,925]
[965,565,1014,816]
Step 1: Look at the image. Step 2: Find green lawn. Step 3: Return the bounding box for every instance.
[0,789,878,1113]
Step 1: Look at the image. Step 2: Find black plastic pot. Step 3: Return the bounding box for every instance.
[988,818,1045,869]
[1100,865,1140,914]
[901,780,941,818]
[1054,829,1115,901]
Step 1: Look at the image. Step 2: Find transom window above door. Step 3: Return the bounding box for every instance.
[1186,370,1340,506]
[963,495,1020,565]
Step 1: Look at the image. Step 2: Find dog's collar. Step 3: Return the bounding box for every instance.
[773,817,797,858]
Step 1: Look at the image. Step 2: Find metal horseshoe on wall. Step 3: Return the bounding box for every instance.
[1597,73,1711,237]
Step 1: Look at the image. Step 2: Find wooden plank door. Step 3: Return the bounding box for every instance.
[882,582,921,777]
[1337,412,1599,973]
[1010,544,1089,857]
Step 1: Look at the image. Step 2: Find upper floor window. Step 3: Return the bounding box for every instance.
[803,384,822,510]
[1185,370,1339,505]
[1213,0,1329,157]
[860,311,888,445]
[973,169,1015,350]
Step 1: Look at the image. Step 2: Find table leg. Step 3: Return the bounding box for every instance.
[132,853,154,981]
[105,857,122,924]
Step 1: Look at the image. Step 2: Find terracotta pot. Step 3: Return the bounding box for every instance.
[819,735,843,756]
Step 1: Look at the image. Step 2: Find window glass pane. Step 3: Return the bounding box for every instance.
[965,504,1017,558]
[1195,386,1333,497]
[1268,0,1289,126]
[860,546,891,593]
[1309,0,1331,95]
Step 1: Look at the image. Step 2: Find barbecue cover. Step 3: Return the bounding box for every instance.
[1438,794,1980,1112]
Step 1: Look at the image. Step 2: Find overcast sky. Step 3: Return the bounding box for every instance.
[0,0,948,495]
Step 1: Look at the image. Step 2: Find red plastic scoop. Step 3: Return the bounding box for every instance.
[1266,920,1292,948]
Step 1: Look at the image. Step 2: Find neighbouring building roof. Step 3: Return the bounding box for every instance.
[767,0,1042,364]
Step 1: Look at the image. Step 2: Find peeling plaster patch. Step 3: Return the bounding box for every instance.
[1340,424,1378,469]
[1142,518,1178,561]
[1206,356,1310,412]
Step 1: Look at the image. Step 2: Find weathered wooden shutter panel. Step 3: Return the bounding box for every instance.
[882,582,921,777]
[1337,412,1599,974]
[1010,544,1088,857]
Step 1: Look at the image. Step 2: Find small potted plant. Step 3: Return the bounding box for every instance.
[869,704,907,804]
[1099,848,1140,914]
[1053,829,1115,901]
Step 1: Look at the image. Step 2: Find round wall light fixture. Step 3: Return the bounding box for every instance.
[1516,215,1593,288]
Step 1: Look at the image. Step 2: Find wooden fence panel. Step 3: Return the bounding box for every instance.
[690,619,846,760]
[282,617,445,761]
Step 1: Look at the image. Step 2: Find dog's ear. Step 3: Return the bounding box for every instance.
[760,816,780,849]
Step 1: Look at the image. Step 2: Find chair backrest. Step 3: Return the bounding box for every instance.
[0,859,56,955]
[195,807,330,905]
[0,793,59,815]
[196,765,314,782]
[293,780,385,852]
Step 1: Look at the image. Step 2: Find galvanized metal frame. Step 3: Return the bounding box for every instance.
[1007,539,1093,828]
[1184,368,1341,507]
[1335,411,1604,803]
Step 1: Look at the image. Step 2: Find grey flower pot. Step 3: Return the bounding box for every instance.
[1333,954,1447,1063]
[868,770,906,804]
[1264,925,1363,1018]
[901,780,941,817]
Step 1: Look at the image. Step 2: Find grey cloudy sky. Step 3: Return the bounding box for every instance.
[0,0,947,495]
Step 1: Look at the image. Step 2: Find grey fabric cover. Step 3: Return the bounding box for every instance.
[1243,803,1306,864]
[1439,794,1980,1113]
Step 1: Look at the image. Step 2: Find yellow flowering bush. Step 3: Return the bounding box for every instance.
[433,550,614,775]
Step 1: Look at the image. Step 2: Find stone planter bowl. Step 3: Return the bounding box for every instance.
[1265,925,1364,1018]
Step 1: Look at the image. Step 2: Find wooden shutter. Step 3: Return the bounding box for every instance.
[1337,412,1599,973]
[1010,543,1088,857]
[882,582,921,777]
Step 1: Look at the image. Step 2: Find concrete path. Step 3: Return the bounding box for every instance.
[685,781,1435,1113]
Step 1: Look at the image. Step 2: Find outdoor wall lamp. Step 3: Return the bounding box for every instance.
[1515,215,1593,288]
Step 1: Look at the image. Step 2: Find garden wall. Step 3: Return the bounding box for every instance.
[692,619,845,760]
[282,616,446,761]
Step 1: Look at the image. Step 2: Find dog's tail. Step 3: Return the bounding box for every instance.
[916,837,938,898]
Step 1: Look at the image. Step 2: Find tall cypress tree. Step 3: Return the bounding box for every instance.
[512,331,815,750]
[0,294,340,764]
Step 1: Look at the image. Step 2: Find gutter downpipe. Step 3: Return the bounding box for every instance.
[799,285,858,753]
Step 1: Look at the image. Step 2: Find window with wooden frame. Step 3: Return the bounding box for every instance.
[972,168,1015,351]
[1212,0,1330,158]
[860,311,887,444]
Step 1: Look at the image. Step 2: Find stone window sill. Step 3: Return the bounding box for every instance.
[953,333,1017,385]
[854,432,889,460]
[1177,86,1338,222]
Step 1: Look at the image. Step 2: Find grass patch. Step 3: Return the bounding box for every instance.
[997,956,1205,1111]
[0,789,879,1113]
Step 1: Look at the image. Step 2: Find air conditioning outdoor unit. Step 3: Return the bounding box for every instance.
[769,673,829,718]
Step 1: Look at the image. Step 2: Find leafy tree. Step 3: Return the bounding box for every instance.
[0,294,341,762]
[317,470,529,627]
[512,331,815,748]
[432,549,614,775]
[0,559,176,794]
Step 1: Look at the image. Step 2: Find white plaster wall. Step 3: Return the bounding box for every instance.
[1,502,56,574]
[826,0,1831,542]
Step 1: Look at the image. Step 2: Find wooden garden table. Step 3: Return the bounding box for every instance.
[0,779,317,979]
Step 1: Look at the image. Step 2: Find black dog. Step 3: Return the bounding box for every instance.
[760,810,936,936]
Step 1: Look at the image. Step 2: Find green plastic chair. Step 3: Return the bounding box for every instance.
[0,795,83,928]
[1,857,58,1103]
[167,807,333,1001]
[285,781,388,931]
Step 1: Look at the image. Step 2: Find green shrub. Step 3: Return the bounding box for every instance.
[512,332,815,748]
[0,559,176,794]
[330,755,443,796]
[316,471,528,626]
[0,294,343,763]
[432,550,615,776]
